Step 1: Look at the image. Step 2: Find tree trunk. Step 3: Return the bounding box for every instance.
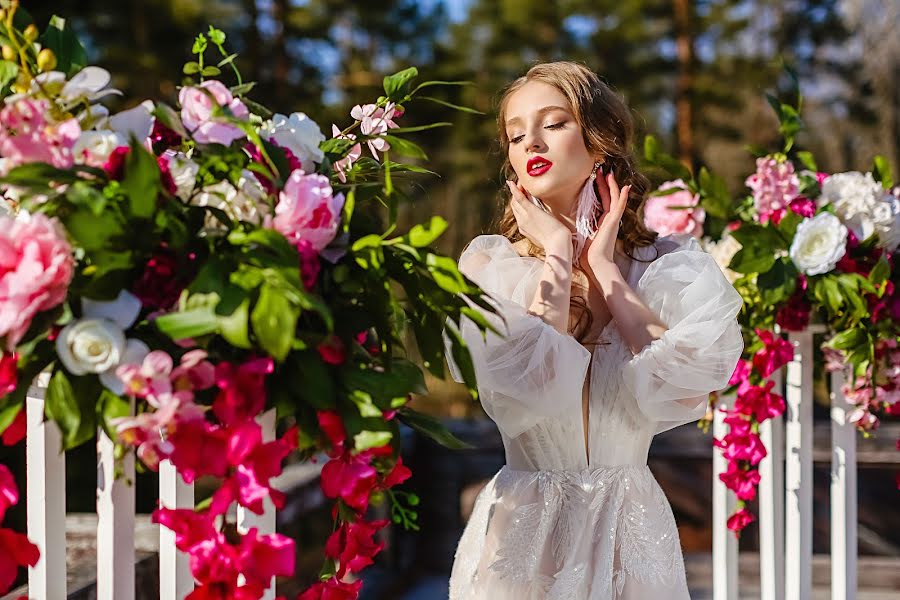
[673,0,695,169]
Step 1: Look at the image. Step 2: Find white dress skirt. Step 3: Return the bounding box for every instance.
[443,234,744,599]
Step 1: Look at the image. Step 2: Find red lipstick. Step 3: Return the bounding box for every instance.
[527,157,553,177]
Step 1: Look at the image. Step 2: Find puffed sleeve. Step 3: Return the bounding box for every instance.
[444,235,591,438]
[621,236,744,434]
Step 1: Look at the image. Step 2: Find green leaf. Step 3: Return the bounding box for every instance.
[151,103,189,139]
[218,297,252,349]
[155,308,219,340]
[796,151,817,172]
[728,246,776,275]
[183,61,201,75]
[417,96,483,114]
[63,209,123,252]
[396,407,474,450]
[122,142,161,218]
[0,60,18,93]
[380,135,428,160]
[280,352,335,411]
[828,326,867,351]
[698,167,731,219]
[250,283,298,361]
[40,15,88,75]
[200,66,221,77]
[643,135,659,162]
[98,390,130,441]
[872,155,894,189]
[426,253,467,293]
[354,430,393,451]
[383,67,418,98]
[869,256,890,291]
[404,216,448,247]
[44,370,98,450]
[757,258,798,306]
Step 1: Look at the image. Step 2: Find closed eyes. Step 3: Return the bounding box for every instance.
[509,121,567,144]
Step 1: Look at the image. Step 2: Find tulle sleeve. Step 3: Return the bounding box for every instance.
[621,236,744,434]
[444,235,591,439]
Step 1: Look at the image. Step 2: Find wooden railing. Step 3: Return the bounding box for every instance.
[712,324,858,600]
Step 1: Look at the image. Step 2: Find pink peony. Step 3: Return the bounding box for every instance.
[0,97,80,175]
[0,214,74,351]
[745,157,799,224]
[179,80,249,146]
[271,170,345,252]
[643,179,705,238]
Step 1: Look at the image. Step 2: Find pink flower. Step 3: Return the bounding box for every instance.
[727,359,752,395]
[330,124,362,183]
[789,196,817,218]
[0,352,16,396]
[0,465,40,594]
[350,102,400,159]
[715,430,768,465]
[753,329,794,379]
[132,250,190,311]
[297,239,321,291]
[116,350,174,398]
[0,214,74,351]
[236,528,296,588]
[643,179,705,238]
[298,577,363,600]
[1,409,25,446]
[271,170,345,253]
[383,456,412,489]
[325,518,389,577]
[0,465,17,521]
[718,461,761,501]
[212,357,273,426]
[152,507,217,552]
[726,508,756,536]
[179,80,249,146]
[171,349,215,392]
[735,380,785,423]
[318,410,347,456]
[0,97,80,175]
[745,157,799,224]
[775,291,812,332]
[722,410,753,436]
[317,335,347,365]
[113,391,204,469]
[168,419,231,482]
[102,146,130,180]
[321,452,378,512]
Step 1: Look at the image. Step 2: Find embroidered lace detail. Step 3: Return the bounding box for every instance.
[451,465,688,599]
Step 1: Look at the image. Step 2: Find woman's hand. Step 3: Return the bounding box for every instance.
[580,171,630,267]
[506,180,572,254]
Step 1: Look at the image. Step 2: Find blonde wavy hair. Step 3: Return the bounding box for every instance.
[493,61,659,344]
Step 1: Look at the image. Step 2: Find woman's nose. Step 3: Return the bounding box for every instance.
[523,130,545,152]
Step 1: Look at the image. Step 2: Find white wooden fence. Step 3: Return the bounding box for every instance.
[22,370,278,600]
[712,324,858,600]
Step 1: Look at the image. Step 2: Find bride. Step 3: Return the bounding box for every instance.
[444,61,744,599]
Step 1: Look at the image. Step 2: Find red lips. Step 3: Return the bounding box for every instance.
[526,157,553,177]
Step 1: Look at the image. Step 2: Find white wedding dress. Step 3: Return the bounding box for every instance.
[444,233,744,599]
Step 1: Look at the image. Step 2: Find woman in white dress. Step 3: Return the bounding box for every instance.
[444,62,744,599]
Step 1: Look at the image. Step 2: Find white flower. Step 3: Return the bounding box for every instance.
[192,169,268,227]
[73,130,126,167]
[820,171,900,251]
[107,100,155,143]
[56,290,149,393]
[260,112,325,172]
[0,197,11,218]
[789,213,848,276]
[702,232,743,283]
[163,151,200,201]
[59,66,122,105]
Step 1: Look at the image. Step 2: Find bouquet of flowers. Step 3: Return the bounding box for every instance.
[0,3,495,596]
[643,72,900,535]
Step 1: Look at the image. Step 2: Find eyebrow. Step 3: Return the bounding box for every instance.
[505,105,570,127]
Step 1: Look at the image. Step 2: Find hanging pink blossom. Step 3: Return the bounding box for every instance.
[325,518,389,577]
[726,508,756,536]
[212,357,274,426]
[752,329,794,379]
[298,577,363,600]
[718,461,762,501]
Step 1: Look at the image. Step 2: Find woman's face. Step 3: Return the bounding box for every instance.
[503,80,596,211]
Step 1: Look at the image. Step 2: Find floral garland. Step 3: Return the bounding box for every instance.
[643,78,899,535]
[0,4,492,597]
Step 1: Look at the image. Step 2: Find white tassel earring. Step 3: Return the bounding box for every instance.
[573,160,603,259]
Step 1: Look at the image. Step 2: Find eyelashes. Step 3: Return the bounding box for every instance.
[509,121,567,144]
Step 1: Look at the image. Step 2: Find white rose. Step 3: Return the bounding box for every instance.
[820,171,899,249]
[260,112,325,172]
[73,130,127,167]
[703,232,743,283]
[164,151,200,201]
[789,213,848,276]
[193,169,268,227]
[55,290,149,393]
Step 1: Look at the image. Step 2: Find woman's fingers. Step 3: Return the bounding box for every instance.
[597,170,611,214]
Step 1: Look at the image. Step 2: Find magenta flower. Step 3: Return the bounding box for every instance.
[788,196,817,218]
[752,329,794,379]
[325,518,389,577]
[212,357,274,426]
[726,508,756,536]
[317,409,347,456]
[0,409,25,446]
[168,419,231,482]
[715,430,768,465]
[734,380,785,423]
[112,391,204,469]
[297,238,322,290]
[0,464,40,594]
[775,291,812,332]
[179,80,249,146]
[718,461,762,501]
[237,527,296,588]
[271,169,345,253]
[745,157,800,224]
[0,97,80,175]
[727,359,752,395]
[171,349,215,391]
[0,213,74,351]
[643,179,705,238]
[298,577,363,600]
[151,507,217,552]
[321,452,378,512]
[0,352,16,396]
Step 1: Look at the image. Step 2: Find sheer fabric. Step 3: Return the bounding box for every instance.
[445,234,743,599]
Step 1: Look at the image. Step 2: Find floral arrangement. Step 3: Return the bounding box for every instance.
[643,76,899,535]
[0,3,495,597]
